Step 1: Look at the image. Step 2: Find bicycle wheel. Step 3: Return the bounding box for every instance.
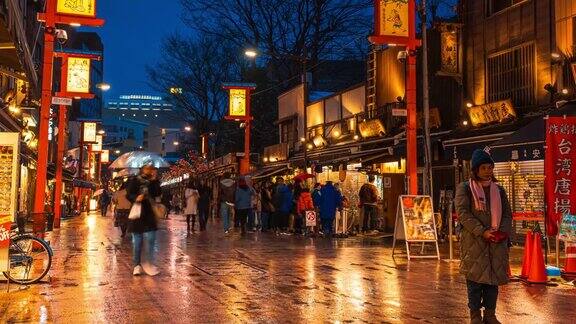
[3,235,52,284]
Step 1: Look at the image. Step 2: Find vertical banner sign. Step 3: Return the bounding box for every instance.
[67,57,91,93]
[379,0,409,37]
[545,117,576,236]
[100,149,109,163]
[92,135,103,152]
[0,133,20,271]
[228,88,247,117]
[82,122,97,142]
[57,0,96,17]
[440,31,458,74]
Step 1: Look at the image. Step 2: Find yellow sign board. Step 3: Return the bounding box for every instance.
[57,0,96,17]
[100,150,109,163]
[67,57,91,93]
[379,0,409,38]
[359,119,386,138]
[467,100,517,127]
[228,88,247,117]
[92,135,103,152]
[82,122,97,143]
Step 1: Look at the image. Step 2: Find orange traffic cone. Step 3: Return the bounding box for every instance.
[520,231,534,278]
[562,242,576,278]
[527,232,547,284]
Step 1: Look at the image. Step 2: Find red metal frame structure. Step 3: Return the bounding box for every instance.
[222,83,257,175]
[34,0,104,235]
[52,52,100,228]
[369,0,420,194]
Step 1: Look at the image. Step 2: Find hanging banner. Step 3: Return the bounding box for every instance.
[92,135,103,152]
[82,122,97,143]
[440,30,458,74]
[0,133,20,271]
[545,117,576,236]
[57,0,96,17]
[100,149,109,163]
[228,88,247,117]
[378,0,409,37]
[67,57,91,93]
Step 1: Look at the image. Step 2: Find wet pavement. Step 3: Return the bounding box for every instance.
[0,212,574,323]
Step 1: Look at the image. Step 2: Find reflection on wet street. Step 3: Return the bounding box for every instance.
[0,212,574,323]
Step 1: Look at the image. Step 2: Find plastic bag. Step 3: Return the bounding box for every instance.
[128,202,142,220]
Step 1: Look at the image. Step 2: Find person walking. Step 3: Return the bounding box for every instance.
[455,149,512,324]
[319,181,342,237]
[184,181,200,234]
[359,175,379,233]
[312,183,322,208]
[260,181,274,232]
[112,183,131,238]
[272,177,293,234]
[99,189,110,216]
[126,165,162,276]
[234,177,254,235]
[198,180,211,231]
[219,172,236,234]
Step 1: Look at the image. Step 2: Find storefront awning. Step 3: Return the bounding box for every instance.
[251,165,290,181]
[442,132,513,160]
[487,118,545,162]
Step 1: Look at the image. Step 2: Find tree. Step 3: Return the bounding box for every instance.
[147,35,243,154]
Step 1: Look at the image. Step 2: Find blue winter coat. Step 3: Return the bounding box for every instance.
[235,186,254,210]
[312,189,322,208]
[319,183,342,220]
[274,184,293,214]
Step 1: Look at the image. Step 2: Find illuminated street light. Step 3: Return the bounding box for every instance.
[96,83,111,91]
[300,137,306,142]
[114,150,121,154]
[333,130,341,138]
[307,143,313,150]
[97,129,105,135]
[173,141,180,146]
[184,126,192,132]
[353,134,359,140]
[562,88,569,95]
[263,157,268,163]
[466,102,473,108]
[462,120,469,126]
[244,49,257,58]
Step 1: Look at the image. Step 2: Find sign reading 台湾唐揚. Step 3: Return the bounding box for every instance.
[67,57,91,94]
[466,100,516,127]
[379,0,409,37]
[57,0,96,17]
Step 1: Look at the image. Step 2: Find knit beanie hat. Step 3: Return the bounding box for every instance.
[471,149,494,170]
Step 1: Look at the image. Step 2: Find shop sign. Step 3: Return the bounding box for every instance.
[440,30,458,74]
[92,135,102,152]
[82,122,97,143]
[545,117,576,236]
[100,150,109,163]
[467,100,516,127]
[57,0,96,17]
[228,88,247,117]
[359,119,386,138]
[396,195,437,241]
[378,0,409,38]
[383,177,392,188]
[0,133,20,271]
[66,57,91,94]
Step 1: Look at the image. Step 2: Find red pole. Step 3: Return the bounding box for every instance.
[240,89,252,175]
[77,125,85,212]
[406,0,418,195]
[53,104,67,228]
[33,0,56,235]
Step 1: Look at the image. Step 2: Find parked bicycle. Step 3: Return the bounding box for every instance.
[1,220,53,284]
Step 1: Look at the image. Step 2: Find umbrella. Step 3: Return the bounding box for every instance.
[109,151,170,169]
[293,173,315,182]
[93,189,104,196]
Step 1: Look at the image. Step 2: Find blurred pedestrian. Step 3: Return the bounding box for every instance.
[99,189,110,216]
[184,181,200,234]
[234,176,254,235]
[272,177,293,234]
[126,165,162,276]
[260,181,274,232]
[112,182,131,238]
[219,172,236,234]
[319,181,342,237]
[161,191,172,216]
[455,149,512,324]
[359,175,379,233]
[198,180,211,231]
[312,183,322,208]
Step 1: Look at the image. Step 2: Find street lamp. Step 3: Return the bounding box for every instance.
[97,129,105,135]
[184,126,192,132]
[96,83,111,91]
[244,49,257,58]
[114,150,121,154]
[173,141,180,146]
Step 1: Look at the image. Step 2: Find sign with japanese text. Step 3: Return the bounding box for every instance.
[66,57,91,93]
[100,150,109,163]
[440,30,458,74]
[545,117,576,236]
[359,119,386,138]
[82,122,97,143]
[378,0,409,38]
[0,133,20,271]
[467,100,516,127]
[92,135,103,152]
[228,88,247,117]
[57,0,96,17]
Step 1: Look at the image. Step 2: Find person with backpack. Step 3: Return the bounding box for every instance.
[260,181,274,232]
[218,172,236,234]
[319,181,342,237]
[184,181,200,234]
[359,175,379,233]
[455,149,512,324]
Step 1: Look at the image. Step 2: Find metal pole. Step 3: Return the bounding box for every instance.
[53,104,67,228]
[406,0,418,195]
[421,0,433,198]
[302,47,308,171]
[33,0,56,236]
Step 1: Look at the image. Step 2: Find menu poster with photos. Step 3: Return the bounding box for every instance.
[398,195,437,241]
[0,133,20,271]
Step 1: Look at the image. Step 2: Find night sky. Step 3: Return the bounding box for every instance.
[95,1,188,99]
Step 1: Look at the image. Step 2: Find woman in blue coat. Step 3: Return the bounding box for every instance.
[319,181,342,236]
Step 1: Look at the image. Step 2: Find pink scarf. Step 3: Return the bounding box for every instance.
[469,179,502,230]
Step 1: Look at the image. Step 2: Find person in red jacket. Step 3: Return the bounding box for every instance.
[297,187,315,234]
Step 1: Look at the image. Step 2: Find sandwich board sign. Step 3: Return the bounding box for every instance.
[392,195,440,260]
